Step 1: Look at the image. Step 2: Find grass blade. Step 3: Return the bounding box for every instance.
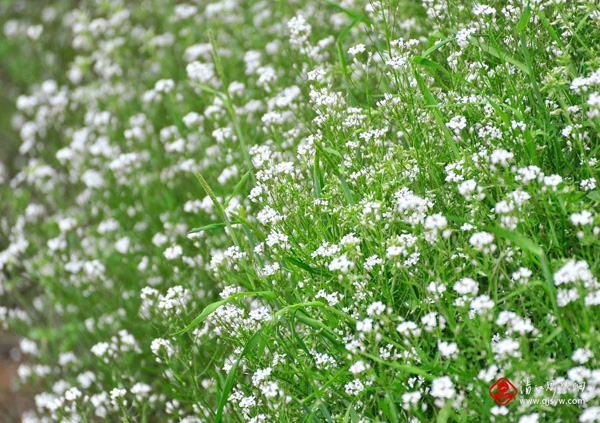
[414,71,460,159]
[173,291,277,335]
[214,330,263,423]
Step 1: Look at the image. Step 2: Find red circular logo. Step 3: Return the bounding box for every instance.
[489,378,518,405]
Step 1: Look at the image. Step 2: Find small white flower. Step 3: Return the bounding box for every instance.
[110,388,127,407]
[348,44,366,56]
[164,244,183,260]
[349,361,366,375]
[570,210,594,226]
[430,376,455,400]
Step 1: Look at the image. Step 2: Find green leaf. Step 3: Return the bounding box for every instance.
[436,400,453,423]
[191,82,225,99]
[383,391,400,423]
[214,330,263,423]
[540,327,563,346]
[339,174,355,205]
[516,5,531,33]
[295,312,341,345]
[323,0,369,24]
[447,215,544,257]
[224,170,251,208]
[324,147,343,158]
[284,256,334,277]
[172,291,277,335]
[194,170,240,247]
[313,152,323,199]
[414,71,460,159]
[337,18,361,106]
[483,226,543,256]
[421,37,453,58]
[413,56,448,74]
[312,141,356,205]
[301,368,346,405]
[189,222,238,233]
[586,190,600,203]
[482,226,557,316]
[537,11,565,49]
[342,402,359,423]
[319,404,335,423]
[470,38,530,76]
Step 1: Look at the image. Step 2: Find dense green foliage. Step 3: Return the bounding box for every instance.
[1,0,600,422]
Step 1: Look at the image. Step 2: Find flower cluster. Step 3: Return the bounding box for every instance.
[1,0,600,422]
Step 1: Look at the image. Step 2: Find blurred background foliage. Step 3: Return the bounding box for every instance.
[0,2,77,420]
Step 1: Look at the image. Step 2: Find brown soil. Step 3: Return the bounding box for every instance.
[0,333,29,423]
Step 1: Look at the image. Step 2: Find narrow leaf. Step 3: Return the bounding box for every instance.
[323,0,369,24]
[189,222,240,234]
[422,37,453,58]
[517,5,531,33]
[224,170,251,208]
[483,226,543,256]
[214,330,263,423]
[470,38,531,76]
[414,71,460,158]
[173,291,277,335]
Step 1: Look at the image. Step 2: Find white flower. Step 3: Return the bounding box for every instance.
[518,413,539,423]
[492,338,521,360]
[328,255,354,273]
[357,318,374,333]
[186,61,215,83]
[366,301,386,316]
[554,260,597,287]
[252,368,272,387]
[150,338,174,362]
[438,341,459,359]
[349,361,366,375]
[491,406,508,416]
[512,267,532,285]
[348,44,366,56]
[91,342,111,357]
[219,286,241,299]
[458,179,477,197]
[430,376,455,400]
[249,307,272,322]
[396,321,421,337]
[154,79,174,93]
[478,365,498,383]
[580,407,600,422]
[110,388,127,407]
[401,391,421,409]
[453,278,479,296]
[424,213,448,230]
[288,14,311,50]
[115,237,131,254]
[20,339,38,355]
[164,244,183,260]
[81,169,105,188]
[489,149,514,167]
[557,288,580,307]
[344,379,365,396]
[446,115,467,132]
[64,387,82,401]
[470,295,495,314]
[469,231,496,253]
[394,188,432,224]
[76,371,95,389]
[580,178,597,191]
[131,383,151,399]
[543,174,563,190]
[570,210,594,226]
